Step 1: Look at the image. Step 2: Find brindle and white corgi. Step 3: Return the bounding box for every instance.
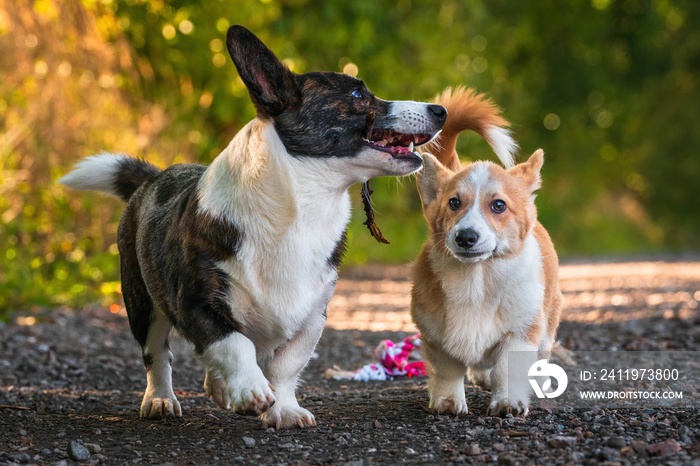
[60,25,446,429]
[411,87,562,417]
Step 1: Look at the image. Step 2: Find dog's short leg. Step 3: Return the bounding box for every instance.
[201,332,275,416]
[488,339,538,417]
[203,369,231,410]
[258,311,325,429]
[424,340,469,415]
[139,312,181,419]
[120,246,180,419]
[467,367,492,390]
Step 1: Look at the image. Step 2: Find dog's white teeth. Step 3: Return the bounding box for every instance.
[408,141,414,152]
[377,139,388,146]
[413,135,421,144]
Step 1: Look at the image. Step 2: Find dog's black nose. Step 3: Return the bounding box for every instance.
[428,104,448,125]
[455,229,479,249]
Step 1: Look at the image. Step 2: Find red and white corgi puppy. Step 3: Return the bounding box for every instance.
[411,87,562,416]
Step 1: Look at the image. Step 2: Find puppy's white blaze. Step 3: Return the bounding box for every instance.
[59,153,129,196]
[485,126,517,168]
[448,164,500,255]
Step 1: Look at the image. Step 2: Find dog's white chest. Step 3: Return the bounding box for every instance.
[438,236,544,365]
[217,189,350,356]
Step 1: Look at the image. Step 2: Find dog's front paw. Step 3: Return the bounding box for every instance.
[204,371,231,409]
[430,396,468,415]
[488,397,529,417]
[260,404,316,429]
[140,395,182,419]
[227,375,276,416]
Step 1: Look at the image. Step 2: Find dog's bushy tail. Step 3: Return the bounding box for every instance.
[430,86,517,170]
[59,153,161,202]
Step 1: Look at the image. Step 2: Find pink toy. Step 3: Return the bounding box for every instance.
[324,334,426,381]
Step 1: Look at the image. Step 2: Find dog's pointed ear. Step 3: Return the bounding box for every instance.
[226,25,299,118]
[416,153,452,208]
[507,149,544,193]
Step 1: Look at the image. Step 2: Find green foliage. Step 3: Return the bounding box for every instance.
[1,0,698,317]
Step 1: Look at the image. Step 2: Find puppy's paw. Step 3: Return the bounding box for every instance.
[260,404,316,429]
[204,371,231,409]
[228,375,276,416]
[488,397,529,417]
[140,395,182,419]
[467,367,492,390]
[430,396,468,415]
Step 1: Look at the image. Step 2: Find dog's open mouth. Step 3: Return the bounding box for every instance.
[362,129,432,159]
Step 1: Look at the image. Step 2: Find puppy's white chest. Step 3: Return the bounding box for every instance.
[438,240,544,365]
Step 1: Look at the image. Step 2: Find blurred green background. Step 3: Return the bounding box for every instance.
[1,0,698,317]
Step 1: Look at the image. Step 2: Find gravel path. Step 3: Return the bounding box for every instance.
[1,260,699,465]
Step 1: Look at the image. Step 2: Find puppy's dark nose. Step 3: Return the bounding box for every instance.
[455,228,479,249]
[428,104,447,125]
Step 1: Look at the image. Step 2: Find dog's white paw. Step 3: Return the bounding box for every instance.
[260,404,316,429]
[227,374,276,416]
[204,371,231,409]
[430,396,468,415]
[140,395,182,419]
[488,397,529,417]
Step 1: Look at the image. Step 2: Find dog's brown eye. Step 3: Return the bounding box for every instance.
[448,197,461,210]
[491,199,507,213]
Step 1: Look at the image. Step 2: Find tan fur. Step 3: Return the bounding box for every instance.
[430,86,511,171]
[412,92,562,417]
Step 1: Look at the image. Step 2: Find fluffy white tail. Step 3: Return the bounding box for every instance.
[60,153,160,201]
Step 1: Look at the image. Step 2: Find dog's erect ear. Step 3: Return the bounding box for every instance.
[507,149,544,193]
[226,25,299,118]
[416,153,453,208]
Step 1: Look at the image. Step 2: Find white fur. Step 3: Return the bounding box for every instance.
[446,164,503,258]
[58,153,129,197]
[389,101,444,135]
[423,233,544,415]
[485,126,517,168]
[430,232,544,366]
[199,121,348,357]
[197,120,355,426]
[200,332,276,415]
[140,313,181,418]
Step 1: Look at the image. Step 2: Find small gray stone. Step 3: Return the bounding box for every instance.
[607,437,627,449]
[242,436,256,447]
[8,452,31,463]
[68,441,90,461]
[600,447,620,461]
[465,444,481,456]
[547,436,577,448]
[84,443,101,454]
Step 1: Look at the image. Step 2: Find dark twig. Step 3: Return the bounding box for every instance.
[0,405,31,410]
[361,180,389,244]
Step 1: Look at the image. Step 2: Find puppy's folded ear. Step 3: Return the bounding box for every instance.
[507,149,544,193]
[226,25,300,118]
[416,153,452,208]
